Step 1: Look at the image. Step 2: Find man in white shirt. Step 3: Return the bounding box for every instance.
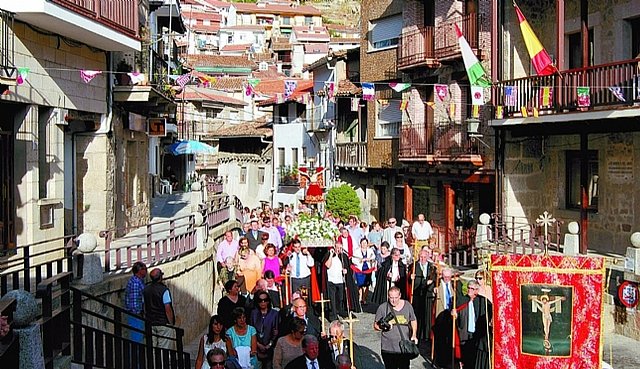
[346,216,363,244]
[287,239,315,298]
[260,216,283,250]
[412,213,434,249]
[382,217,403,245]
[324,241,347,321]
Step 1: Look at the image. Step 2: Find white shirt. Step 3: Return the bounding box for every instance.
[327,254,344,284]
[382,226,403,245]
[290,252,314,278]
[412,221,434,240]
[305,357,318,369]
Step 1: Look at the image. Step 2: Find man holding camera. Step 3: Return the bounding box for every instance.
[374,286,418,369]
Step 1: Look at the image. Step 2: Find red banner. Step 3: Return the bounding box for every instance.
[491,254,605,369]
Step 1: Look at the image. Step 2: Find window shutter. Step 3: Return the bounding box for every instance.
[370,15,401,45]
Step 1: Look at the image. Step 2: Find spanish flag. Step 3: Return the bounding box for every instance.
[514,3,555,76]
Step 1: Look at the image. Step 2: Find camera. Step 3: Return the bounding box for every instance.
[377,312,395,332]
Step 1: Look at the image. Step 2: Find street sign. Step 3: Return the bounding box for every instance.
[618,281,639,308]
[148,118,166,137]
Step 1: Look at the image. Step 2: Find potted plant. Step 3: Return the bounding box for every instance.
[115,59,132,85]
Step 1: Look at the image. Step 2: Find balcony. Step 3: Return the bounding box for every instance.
[4,0,139,51]
[399,111,483,165]
[278,166,299,187]
[492,58,640,121]
[435,13,478,61]
[397,26,438,70]
[336,142,367,169]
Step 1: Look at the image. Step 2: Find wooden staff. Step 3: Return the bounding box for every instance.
[431,262,443,361]
[410,242,418,303]
[317,293,330,335]
[343,312,359,367]
[451,274,458,369]
[284,271,291,306]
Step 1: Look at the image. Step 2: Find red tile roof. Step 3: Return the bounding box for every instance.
[304,43,329,54]
[221,25,267,32]
[184,11,222,22]
[211,120,273,138]
[325,24,360,33]
[186,54,256,68]
[234,3,321,16]
[177,87,247,106]
[220,43,252,52]
[202,0,233,8]
[257,79,314,105]
[189,24,221,33]
[191,71,246,91]
[292,26,330,42]
[252,66,286,79]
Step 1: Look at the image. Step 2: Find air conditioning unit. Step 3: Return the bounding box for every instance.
[52,108,68,126]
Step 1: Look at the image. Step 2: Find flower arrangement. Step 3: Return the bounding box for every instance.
[287,214,339,247]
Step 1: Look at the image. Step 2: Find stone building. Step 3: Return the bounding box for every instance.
[490,0,640,254]
[0,1,140,250]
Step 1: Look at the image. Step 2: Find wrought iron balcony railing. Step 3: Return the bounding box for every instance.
[50,0,138,38]
[397,26,436,70]
[493,58,640,119]
[435,13,478,61]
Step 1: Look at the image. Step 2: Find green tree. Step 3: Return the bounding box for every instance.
[326,184,361,220]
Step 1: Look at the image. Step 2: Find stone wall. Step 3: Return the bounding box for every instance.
[503,131,640,254]
[74,219,242,345]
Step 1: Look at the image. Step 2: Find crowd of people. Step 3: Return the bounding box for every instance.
[125,204,492,369]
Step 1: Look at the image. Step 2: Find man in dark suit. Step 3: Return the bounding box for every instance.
[452,280,492,369]
[280,297,322,339]
[285,334,335,369]
[246,219,265,251]
[319,320,354,368]
[410,248,437,341]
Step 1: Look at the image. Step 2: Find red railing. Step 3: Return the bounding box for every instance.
[399,123,480,160]
[50,0,138,38]
[397,26,436,70]
[435,13,478,60]
[493,58,640,118]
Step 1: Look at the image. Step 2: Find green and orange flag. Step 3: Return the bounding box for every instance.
[514,2,555,76]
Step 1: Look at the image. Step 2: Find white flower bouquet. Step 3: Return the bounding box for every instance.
[287,215,339,247]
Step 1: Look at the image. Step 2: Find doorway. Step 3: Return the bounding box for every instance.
[0,129,15,252]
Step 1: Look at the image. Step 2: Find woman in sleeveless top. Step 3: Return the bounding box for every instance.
[262,243,282,279]
[195,315,228,369]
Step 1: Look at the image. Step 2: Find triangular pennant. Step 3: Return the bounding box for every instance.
[471,86,484,105]
[128,72,146,85]
[608,86,626,102]
[247,78,260,88]
[284,80,297,99]
[326,82,335,102]
[435,84,448,102]
[362,83,375,101]
[449,102,456,119]
[521,106,528,117]
[400,99,409,111]
[495,106,504,119]
[472,104,480,118]
[504,86,518,107]
[80,70,102,83]
[389,82,411,92]
[176,73,191,88]
[577,86,590,107]
[16,67,29,85]
[532,107,539,117]
[539,86,553,107]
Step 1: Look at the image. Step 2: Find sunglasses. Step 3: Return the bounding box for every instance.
[395,236,403,239]
[329,335,339,339]
[210,361,225,367]
[476,277,484,280]
[258,298,269,302]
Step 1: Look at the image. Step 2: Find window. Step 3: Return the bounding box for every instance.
[258,167,265,184]
[568,29,593,69]
[278,148,285,167]
[630,17,640,58]
[376,99,401,137]
[369,15,401,51]
[305,16,313,25]
[206,108,218,119]
[282,16,291,25]
[291,148,299,168]
[38,108,52,199]
[240,167,247,184]
[565,150,598,210]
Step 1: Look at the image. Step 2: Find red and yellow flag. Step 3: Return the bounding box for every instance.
[514,3,555,76]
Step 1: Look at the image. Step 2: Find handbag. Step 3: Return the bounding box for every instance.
[390,306,420,360]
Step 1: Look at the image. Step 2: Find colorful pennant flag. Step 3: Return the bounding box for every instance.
[245,78,260,96]
[608,86,626,102]
[520,106,528,117]
[16,67,29,85]
[284,80,297,99]
[400,99,409,111]
[495,106,504,119]
[176,73,191,88]
[127,72,146,85]
[514,3,555,76]
[471,104,480,118]
[362,83,375,101]
[471,86,484,105]
[455,24,491,87]
[389,82,411,92]
[532,107,539,117]
[448,102,456,119]
[539,86,553,107]
[435,84,448,102]
[80,70,102,83]
[504,86,518,107]
[577,86,590,107]
[326,81,335,102]
[351,97,359,112]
